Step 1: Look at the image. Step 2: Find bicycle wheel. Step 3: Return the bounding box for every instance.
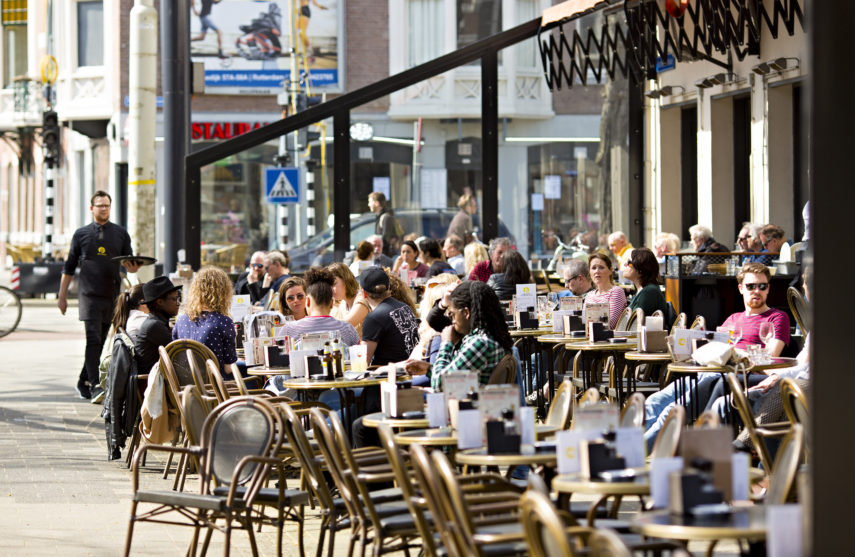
[0,286,22,338]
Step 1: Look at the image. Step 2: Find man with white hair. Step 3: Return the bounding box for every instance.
[607,231,634,270]
[689,224,728,274]
[367,234,394,268]
[737,223,772,265]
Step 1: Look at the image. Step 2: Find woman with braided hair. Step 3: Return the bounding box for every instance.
[429,280,512,390]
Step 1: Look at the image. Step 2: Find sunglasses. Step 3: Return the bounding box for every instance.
[743,282,769,291]
[286,293,306,302]
[251,263,264,268]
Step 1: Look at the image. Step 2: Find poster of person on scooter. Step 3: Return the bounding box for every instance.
[190,0,342,94]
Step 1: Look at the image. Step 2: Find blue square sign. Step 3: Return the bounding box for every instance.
[265,167,299,204]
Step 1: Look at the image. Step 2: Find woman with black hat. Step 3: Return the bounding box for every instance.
[133,276,182,373]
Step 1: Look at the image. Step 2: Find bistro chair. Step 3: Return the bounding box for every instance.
[579,387,600,407]
[613,307,632,332]
[165,339,218,389]
[309,408,419,557]
[173,385,213,492]
[545,380,574,432]
[694,410,721,429]
[124,396,283,557]
[488,352,518,385]
[781,378,809,427]
[726,373,791,472]
[519,489,591,557]
[671,312,687,334]
[432,449,527,556]
[157,347,193,482]
[764,424,804,504]
[623,308,644,332]
[787,286,810,334]
[689,315,706,330]
[588,529,634,557]
[618,393,645,429]
[649,405,685,460]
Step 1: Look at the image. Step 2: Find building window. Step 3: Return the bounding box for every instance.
[407,0,443,68]
[77,1,104,67]
[457,0,501,49]
[1,0,26,25]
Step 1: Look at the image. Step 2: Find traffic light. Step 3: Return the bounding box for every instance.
[42,111,60,166]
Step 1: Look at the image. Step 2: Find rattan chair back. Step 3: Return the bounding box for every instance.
[787,287,810,334]
[546,380,574,430]
[650,405,685,459]
[487,352,518,385]
[726,373,774,472]
[624,308,643,332]
[694,410,721,429]
[519,489,576,557]
[689,315,706,330]
[589,528,633,557]
[206,359,231,404]
[614,307,632,332]
[766,424,804,504]
[579,387,600,407]
[619,393,645,429]
[409,444,464,557]
[165,339,217,388]
[781,377,809,426]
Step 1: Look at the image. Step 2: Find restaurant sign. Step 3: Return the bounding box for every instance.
[191,121,271,141]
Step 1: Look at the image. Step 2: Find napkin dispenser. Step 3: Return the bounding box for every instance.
[486,414,521,455]
[264,345,290,368]
[639,328,668,353]
[579,432,626,480]
[562,312,585,334]
[381,381,424,418]
[514,306,539,330]
[668,459,725,516]
[587,321,614,342]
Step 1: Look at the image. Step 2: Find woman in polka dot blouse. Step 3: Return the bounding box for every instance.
[173,266,238,374]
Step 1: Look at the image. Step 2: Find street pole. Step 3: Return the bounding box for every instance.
[128,0,158,279]
[161,0,191,272]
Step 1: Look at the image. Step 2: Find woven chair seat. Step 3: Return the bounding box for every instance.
[212,485,310,506]
[133,489,233,512]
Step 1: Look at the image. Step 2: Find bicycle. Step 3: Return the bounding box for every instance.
[0,285,22,338]
[545,233,590,272]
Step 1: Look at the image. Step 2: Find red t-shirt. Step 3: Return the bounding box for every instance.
[721,308,790,348]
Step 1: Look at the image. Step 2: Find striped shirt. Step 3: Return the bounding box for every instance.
[276,315,360,347]
[722,308,790,350]
[430,327,506,390]
[584,286,627,329]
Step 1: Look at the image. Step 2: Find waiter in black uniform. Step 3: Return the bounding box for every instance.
[58,190,139,400]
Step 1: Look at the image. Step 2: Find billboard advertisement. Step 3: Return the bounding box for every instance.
[190,0,343,94]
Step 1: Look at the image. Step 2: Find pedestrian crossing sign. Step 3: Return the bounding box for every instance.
[265,167,299,203]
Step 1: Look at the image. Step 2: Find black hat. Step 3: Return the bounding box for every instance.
[359,267,390,294]
[142,276,182,305]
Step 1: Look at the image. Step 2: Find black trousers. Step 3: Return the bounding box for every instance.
[81,319,110,387]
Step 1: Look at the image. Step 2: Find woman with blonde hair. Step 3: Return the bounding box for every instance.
[409,273,460,362]
[464,241,489,276]
[172,266,237,372]
[385,268,418,314]
[327,262,372,337]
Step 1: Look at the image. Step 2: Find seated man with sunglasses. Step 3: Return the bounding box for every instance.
[233,250,267,303]
[643,262,790,449]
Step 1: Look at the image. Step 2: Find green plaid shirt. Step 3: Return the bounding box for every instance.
[430,327,506,390]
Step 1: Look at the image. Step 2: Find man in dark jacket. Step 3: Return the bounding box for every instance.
[134,277,182,373]
[368,192,401,257]
[689,224,728,274]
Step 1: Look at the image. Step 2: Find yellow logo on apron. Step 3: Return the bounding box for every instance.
[98,246,106,255]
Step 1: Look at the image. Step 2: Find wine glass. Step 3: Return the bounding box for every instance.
[729,324,743,346]
[758,322,775,361]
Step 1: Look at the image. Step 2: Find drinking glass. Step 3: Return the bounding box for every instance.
[730,324,743,346]
[758,322,775,362]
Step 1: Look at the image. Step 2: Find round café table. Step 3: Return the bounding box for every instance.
[623,350,673,397]
[510,327,555,418]
[395,424,558,447]
[666,357,797,422]
[564,339,638,403]
[455,447,558,478]
[361,411,429,430]
[552,472,650,525]
[631,506,767,557]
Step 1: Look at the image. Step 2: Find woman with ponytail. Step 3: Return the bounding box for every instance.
[429,280,512,390]
[111,284,148,339]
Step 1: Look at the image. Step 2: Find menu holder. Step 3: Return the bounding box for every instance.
[584,303,610,328]
[587,321,614,342]
[519,407,536,446]
[650,457,684,509]
[381,367,424,417]
[457,409,482,449]
[672,328,730,361]
[615,427,646,468]
[426,392,448,427]
[560,297,583,312]
[288,349,317,378]
[514,307,539,330]
[231,295,252,323]
[679,427,735,501]
[556,429,600,474]
[574,404,619,432]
